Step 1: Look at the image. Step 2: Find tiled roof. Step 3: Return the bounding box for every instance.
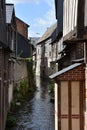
[6,4,14,24]
[49,63,82,79]
[37,22,57,44]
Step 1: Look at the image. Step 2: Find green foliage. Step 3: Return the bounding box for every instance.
[6,112,17,128]
[6,58,36,129]
[14,79,29,102]
[13,77,36,103]
[27,62,36,89]
[25,57,33,62]
[48,80,54,97]
[18,50,23,57]
[12,59,36,104]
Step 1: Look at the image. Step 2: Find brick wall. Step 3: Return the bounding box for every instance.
[16,17,28,38]
[56,64,85,81]
[54,64,85,130]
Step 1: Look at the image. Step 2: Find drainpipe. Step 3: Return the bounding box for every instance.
[16,31,18,58]
[84,42,86,64]
[84,41,87,130]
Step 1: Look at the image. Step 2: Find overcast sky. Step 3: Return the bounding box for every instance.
[6,0,56,37]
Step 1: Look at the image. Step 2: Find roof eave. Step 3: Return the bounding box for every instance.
[49,63,83,79]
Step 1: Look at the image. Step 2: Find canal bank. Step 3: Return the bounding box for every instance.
[5,76,55,130]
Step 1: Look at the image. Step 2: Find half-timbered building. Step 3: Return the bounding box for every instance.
[50,0,87,130]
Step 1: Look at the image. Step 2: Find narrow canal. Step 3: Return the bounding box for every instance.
[7,77,55,130]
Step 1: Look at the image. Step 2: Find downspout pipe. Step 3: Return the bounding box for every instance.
[84,42,86,65]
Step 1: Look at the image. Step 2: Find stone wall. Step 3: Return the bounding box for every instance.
[14,60,28,84]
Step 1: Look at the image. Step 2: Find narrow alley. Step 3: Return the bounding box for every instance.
[6,77,55,130]
[1,0,87,130]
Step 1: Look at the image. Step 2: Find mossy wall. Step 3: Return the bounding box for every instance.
[9,59,36,111]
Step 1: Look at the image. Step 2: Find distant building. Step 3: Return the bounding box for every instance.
[36,23,58,77]
[15,17,33,58]
[15,17,29,39]
[30,37,40,70]
[14,17,33,88]
[30,37,40,48]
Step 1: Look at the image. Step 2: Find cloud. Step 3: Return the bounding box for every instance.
[34,1,56,30]
[44,0,55,8]
[35,18,47,26]
[28,30,41,37]
[6,0,56,37]
[6,0,54,6]
[6,0,39,4]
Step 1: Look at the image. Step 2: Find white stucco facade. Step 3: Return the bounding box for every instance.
[84,0,87,26]
[63,0,78,36]
[36,44,42,76]
[8,84,14,106]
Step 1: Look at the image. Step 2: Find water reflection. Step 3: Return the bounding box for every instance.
[6,76,55,130]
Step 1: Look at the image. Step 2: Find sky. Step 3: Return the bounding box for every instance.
[6,0,56,37]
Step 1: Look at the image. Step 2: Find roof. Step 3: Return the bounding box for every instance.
[49,63,82,79]
[15,17,29,27]
[30,37,40,47]
[37,22,57,44]
[55,0,58,19]
[6,4,14,24]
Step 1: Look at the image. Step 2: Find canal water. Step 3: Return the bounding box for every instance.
[7,77,55,130]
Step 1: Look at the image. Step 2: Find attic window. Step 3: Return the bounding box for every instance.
[1,0,3,9]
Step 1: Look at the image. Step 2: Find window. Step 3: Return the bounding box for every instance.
[49,51,51,57]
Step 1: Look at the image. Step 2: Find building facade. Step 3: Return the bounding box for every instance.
[36,23,58,77]
[15,17,29,38]
[0,1,11,130]
[6,3,17,106]
[50,0,87,130]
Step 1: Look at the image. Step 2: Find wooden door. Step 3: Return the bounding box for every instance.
[58,81,84,130]
[71,81,80,130]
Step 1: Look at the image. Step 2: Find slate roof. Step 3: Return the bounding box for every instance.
[6,4,14,24]
[49,63,82,79]
[37,22,57,44]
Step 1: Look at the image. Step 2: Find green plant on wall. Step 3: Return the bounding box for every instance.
[18,50,23,57]
[6,112,17,128]
[48,80,54,97]
[27,59,36,90]
[13,56,36,103]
